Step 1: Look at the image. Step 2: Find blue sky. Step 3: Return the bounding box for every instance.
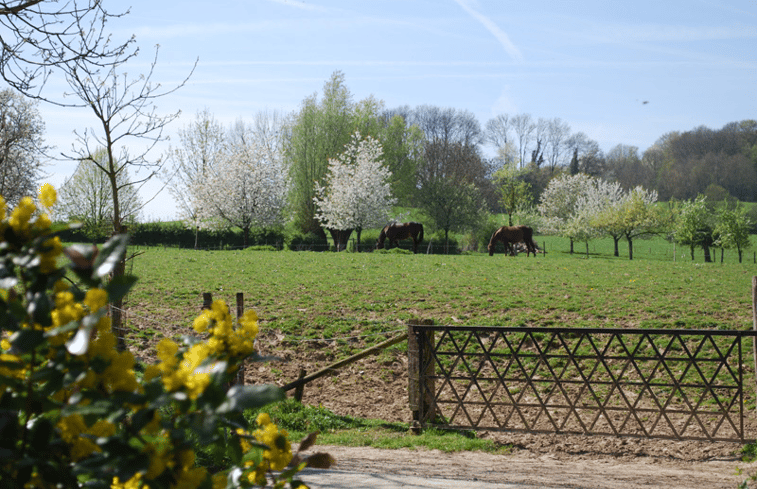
[40,0,757,220]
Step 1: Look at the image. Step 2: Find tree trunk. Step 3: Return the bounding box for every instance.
[570,239,574,254]
[613,236,620,257]
[194,225,199,250]
[243,226,250,248]
[627,236,634,260]
[703,244,712,263]
[356,227,362,252]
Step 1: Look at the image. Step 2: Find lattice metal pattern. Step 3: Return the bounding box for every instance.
[414,326,756,442]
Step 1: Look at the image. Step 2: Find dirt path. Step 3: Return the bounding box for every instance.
[311,445,754,488]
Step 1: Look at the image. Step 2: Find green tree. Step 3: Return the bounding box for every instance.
[672,196,715,262]
[714,202,752,263]
[417,177,484,251]
[594,186,663,260]
[492,161,532,226]
[284,71,373,237]
[377,113,423,206]
[569,148,579,175]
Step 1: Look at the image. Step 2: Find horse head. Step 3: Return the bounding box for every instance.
[376,226,388,249]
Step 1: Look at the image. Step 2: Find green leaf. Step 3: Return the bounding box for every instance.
[10,329,45,352]
[217,385,285,414]
[29,418,53,452]
[92,234,129,279]
[106,274,138,303]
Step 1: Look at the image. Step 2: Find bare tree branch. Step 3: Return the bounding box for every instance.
[0,0,136,99]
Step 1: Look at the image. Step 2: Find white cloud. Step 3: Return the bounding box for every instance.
[452,0,523,61]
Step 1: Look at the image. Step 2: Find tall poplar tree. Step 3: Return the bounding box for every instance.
[284,71,357,238]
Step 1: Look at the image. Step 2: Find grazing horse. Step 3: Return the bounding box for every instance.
[376,222,424,254]
[488,225,537,257]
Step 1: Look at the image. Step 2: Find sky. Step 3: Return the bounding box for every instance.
[36,0,757,221]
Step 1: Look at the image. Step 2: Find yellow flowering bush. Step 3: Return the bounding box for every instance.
[0,186,332,488]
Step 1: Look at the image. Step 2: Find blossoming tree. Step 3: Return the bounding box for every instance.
[313,132,396,251]
[195,134,288,247]
[537,173,594,252]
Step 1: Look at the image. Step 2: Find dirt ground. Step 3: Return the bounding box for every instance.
[240,331,757,489]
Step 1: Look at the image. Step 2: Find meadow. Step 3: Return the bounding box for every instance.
[121,234,757,455]
[125,234,757,347]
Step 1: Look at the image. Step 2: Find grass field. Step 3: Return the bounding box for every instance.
[126,234,757,341]
[122,234,757,454]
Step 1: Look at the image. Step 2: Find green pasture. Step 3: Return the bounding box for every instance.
[126,234,757,340]
[123,234,757,452]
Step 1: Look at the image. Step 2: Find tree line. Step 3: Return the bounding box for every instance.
[3,61,756,255]
[30,70,752,252]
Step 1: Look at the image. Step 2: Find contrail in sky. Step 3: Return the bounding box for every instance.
[453,0,523,61]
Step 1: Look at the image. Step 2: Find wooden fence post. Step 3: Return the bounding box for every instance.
[407,318,436,425]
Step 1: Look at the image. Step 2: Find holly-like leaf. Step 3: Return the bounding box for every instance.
[92,234,129,279]
[106,274,138,303]
[216,385,285,414]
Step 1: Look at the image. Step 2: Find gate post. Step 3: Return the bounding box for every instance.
[408,319,436,425]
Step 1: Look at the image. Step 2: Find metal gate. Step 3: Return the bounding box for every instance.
[411,325,757,442]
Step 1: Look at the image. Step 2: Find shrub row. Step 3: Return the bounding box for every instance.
[57,221,464,253]
[57,221,285,249]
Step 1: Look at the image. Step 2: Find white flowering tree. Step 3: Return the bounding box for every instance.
[538,173,594,252]
[577,178,624,254]
[195,134,287,247]
[313,132,396,251]
[165,109,227,248]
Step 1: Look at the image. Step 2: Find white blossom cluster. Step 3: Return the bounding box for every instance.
[539,173,659,244]
[313,131,396,232]
[194,138,288,232]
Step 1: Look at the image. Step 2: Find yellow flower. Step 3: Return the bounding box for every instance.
[111,473,142,489]
[84,288,109,312]
[39,236,62,274]
[38,183,56,208]
[253,413,292,471]
[0,352,25,379]
[8,196,36,233]
[211,473,227,489]
[192,310,212,334]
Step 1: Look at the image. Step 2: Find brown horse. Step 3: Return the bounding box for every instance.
[376,222,424,253]
[488,225,537,257]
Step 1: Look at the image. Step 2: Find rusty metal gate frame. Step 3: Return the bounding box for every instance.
[412,325,757,442]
